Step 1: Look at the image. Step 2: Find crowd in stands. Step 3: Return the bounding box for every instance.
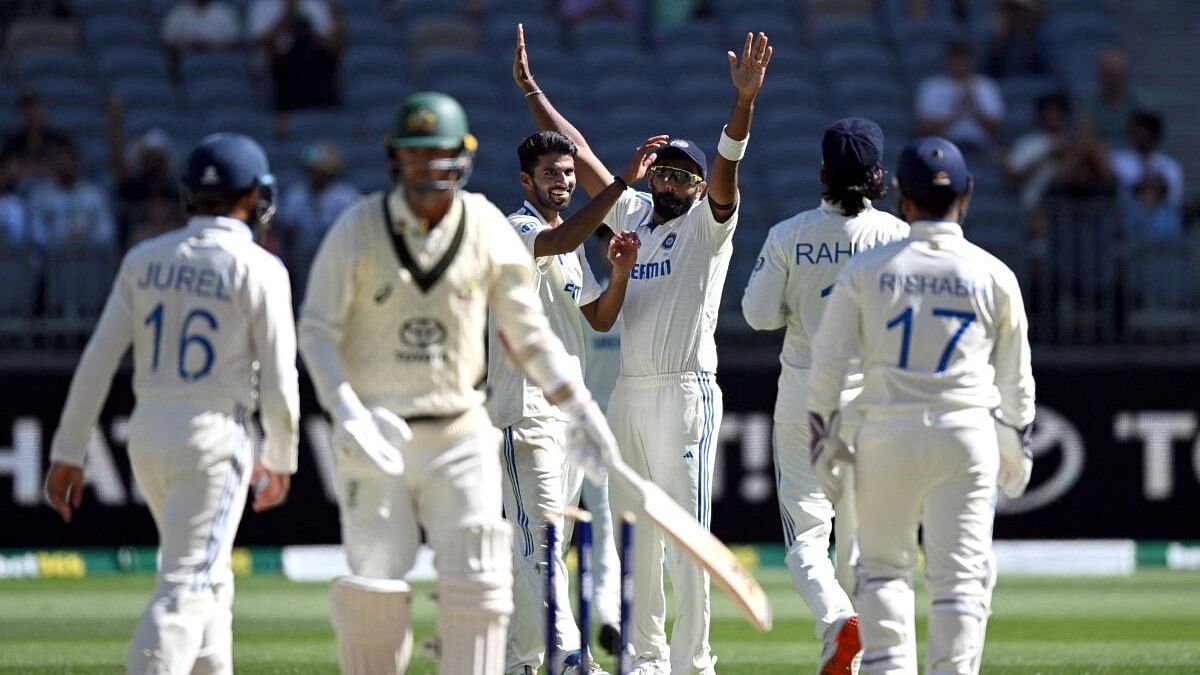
[0,0,1192,344]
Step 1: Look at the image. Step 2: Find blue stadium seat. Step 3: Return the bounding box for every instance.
[343,13,400,48]
[812,17,881,47]
[184,75,256,108]
[179,51,249,81]
[1049,11,1119,46]
[0,245,37,323]
[484,12,558,54]
[16,50,93,81]
[97,45,170,80]
[570,18,641,48]
[285,110,361,141]
[345,74,410,111]
[725,9,799,47]
[657,41,719,74]
[581,43,644,74]
[342,45,408,83]
[200,107,274,140]
[420,48,495,81]
[73,0,145,16]
[25,75,103,107]
[652,19,723,48]
[110,75,177,109]
[822,44,897,74]
[832,74,909,111]
[44,243,118,319]
[83,14,156,49]
[431,74,508,114]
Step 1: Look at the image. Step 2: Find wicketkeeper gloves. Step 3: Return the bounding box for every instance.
[560,389,620,482]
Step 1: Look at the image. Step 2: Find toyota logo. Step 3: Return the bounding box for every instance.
[400,317,447,348]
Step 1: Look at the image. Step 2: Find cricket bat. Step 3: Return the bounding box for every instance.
[606,457,773,632]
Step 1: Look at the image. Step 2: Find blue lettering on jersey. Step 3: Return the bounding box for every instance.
[593,336,620,349]
[136,262,231,302]
[795,241,857,265]
[519,222,535,234]
[563,282,582,300]
[629,258,672,280]
[878,273,987,298]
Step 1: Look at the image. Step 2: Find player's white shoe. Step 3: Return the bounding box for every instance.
[624,656,669,675]
[818,614,862,675]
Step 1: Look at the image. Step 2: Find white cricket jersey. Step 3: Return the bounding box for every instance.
[487,200,603,429]
[808,221,1035,429]
[299,189,564,429]
[583,316,621,410]
[741,200,908,422]
[50,216,300,473]
[603,188,736,376]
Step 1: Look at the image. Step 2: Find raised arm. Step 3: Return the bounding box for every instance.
[580,231,639,331]
[514,23,614,198]
[707,32,772,223]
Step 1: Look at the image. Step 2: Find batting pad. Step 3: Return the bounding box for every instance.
[330,575,413,675]
[436,521,513,675]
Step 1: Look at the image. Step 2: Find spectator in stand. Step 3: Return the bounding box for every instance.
[1006,92,1112,212]
[247,0,343,133]
[985,0,1051,78]
[0,92,72,187]
[1082,47,1145,150]
[1112,111,1184,241]
[276,140,358,260]
[107,97,183,250]
[27,140,115,250]
[557,0,643,23]
[0,157,26,244]
[916,39,1005,155]
[160,0,242,76]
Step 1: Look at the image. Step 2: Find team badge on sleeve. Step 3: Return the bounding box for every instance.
[663,233,678,249]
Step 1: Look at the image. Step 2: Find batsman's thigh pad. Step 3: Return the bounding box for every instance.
[335,467,419,578]
[330,575,414,675]
[436,521,513,675]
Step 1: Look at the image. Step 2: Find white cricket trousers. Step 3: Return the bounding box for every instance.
[126,399,252,675]
[774,418,858,640]
[854,408,999,675]
[499,414,587,674]
[580,474,622,628]
[607,372,721,675]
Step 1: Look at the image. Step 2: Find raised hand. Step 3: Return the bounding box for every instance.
[727,32,772,102]
[607,231,641,275]
[513,23,537,94]
[622,135,669,184]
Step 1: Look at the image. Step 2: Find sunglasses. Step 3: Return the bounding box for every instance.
[649,165,703,186]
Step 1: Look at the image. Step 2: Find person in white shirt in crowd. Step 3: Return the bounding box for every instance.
[807,136,1035,674]
[277,141,359,272]
[741,117,909,675]
[160,0,242,73]
[916,40,1005,156]
[27,140,115,251]
[44,132,299,675]
[298,91,621,675]
[1110,110,1185,241]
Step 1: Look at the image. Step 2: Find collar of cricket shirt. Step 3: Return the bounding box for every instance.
[519,199,553,227]
[909,220,964,239]
[186,215,253,240]
[818,197,872,214]
[386,188,463,237]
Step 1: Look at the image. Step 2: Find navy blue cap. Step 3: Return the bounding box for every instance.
[822,117,883,182]
[182,132,272,193]
[654,137,707,179]
[895,136,971,205]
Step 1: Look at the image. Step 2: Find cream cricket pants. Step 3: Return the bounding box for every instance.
[499,414,587,674]
[607,372,721,675]
[126,399,252,675]
[333,426,513,675]
[774,418,858,641]
[854,408,999,675]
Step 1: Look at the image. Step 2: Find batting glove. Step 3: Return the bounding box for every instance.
[331,385,410,476]
[809,411,853,504]
[995,415,1033,499]
[561,390,620,482]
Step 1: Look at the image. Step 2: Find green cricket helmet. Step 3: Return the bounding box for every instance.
[387,91,478,191]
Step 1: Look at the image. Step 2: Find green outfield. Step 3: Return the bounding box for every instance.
[1,569,1198,674]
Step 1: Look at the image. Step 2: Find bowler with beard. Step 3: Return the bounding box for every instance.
[486,129,646,675]
[514,25,772,674]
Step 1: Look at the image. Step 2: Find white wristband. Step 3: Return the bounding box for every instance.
[717,125,748,162]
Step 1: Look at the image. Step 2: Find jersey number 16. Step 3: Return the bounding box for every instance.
[144,302,219,381]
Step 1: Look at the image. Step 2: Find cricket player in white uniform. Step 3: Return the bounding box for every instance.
[488,129,644,675]
[515,25,773,674]
[807,137,1035,674]
[298,92,621,675]
[44,133,299,675]
[741,118,909,674]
